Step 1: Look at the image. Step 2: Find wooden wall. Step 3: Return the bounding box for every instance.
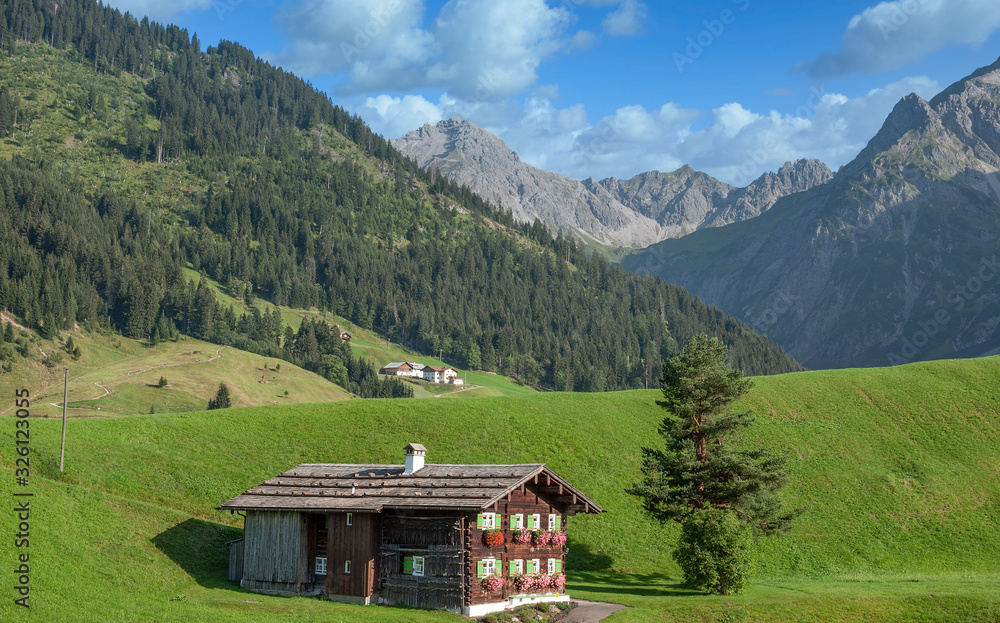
[241,510,308,595]
[377,512,464,612]
[468,484,568,606]
[326,511,380,599]
[227,539,244,582]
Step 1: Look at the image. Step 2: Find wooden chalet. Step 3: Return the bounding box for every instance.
[378,361,415,376]
[220,443,603,616]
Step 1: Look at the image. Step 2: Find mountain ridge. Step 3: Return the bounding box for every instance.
[393,118,832,248]
[624,55,1000,369]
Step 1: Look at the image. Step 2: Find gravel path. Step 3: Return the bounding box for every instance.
[559,599,627,622]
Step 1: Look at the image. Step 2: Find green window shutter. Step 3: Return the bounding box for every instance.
[555,560,562,573]
[476,513,484,529]
[526,515,534,529]
[510,515,517,530]
[403,557,413,575]
[526,560,535,574]
[476,561,485,578]
[494,563,502,577]
[555,515,561,529]
[510,561,517,575]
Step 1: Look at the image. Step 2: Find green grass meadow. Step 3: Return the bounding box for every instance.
[2,357,1000,621]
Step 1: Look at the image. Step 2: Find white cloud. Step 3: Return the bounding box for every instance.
[269,0,572,98]
[270,0,433,83]
[601,0,648,37]
[569,30,599,51]
[364,75,941,186]
[361,94,444,139]
[800,0,1000,78]
[102,0,212,22]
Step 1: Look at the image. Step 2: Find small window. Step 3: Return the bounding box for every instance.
[346,513,353,526]
[547,558,556,575]
[314,556,327,575]
[479,558,497,578]
[548,514,557,530]
[528,513,540,529]
[527,558,540,574]
[344,560,352,574]
[510,559,523,575]
[413,556,425,576]
[510,513,524,530]
[479,512,496,529]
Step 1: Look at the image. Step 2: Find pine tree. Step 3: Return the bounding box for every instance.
[207,382,231,410]
[627,334,795,593]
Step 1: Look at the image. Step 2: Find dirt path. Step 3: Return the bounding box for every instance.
[433,384,482,397]
[47,347,226,411]
[560,600,627,622]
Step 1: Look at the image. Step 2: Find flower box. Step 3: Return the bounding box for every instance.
[482,528,504,548]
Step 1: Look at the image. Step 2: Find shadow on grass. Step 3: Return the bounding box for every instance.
[567,541,615,571]
[569,571,704,598]
[152,517,243,589]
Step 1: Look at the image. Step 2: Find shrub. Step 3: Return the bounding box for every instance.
[672,509,756,595]
[158,376,168,387]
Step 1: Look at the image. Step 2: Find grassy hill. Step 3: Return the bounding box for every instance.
[2,356,1000,621]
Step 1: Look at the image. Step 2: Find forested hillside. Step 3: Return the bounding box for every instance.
[0,0,800,392]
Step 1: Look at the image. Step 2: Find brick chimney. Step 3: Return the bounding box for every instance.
[404,443,426,474]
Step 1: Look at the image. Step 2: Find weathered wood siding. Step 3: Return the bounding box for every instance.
[228,539,244,582]
[468,484,568,606]
[241,510,308,595]
[326,511,380,598]
[378,512,465,612]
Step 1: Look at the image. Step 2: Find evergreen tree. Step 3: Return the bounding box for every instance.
[628,334,795,593]
[207,382,231,409]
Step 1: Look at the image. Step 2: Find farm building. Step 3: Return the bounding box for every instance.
[423,365,461,384]
[220,443,603,616]
[378,361,415,376]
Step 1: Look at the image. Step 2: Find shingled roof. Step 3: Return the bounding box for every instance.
[220,462,602,515]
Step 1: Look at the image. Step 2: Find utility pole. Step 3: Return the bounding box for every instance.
[60,368,68,472]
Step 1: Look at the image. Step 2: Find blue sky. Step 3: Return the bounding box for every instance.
[107,0,1000,185]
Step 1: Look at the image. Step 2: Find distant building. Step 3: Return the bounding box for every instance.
[339,330,352,342]
[379,362,414,376]
[220,443,603,616]
[380,361,463,384]
[423,365,459,384]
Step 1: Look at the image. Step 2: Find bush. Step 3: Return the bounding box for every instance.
[672,509,756,595]
[158,376,168,387]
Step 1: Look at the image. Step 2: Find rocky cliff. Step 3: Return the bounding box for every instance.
[624,56,1000,369]
[393,118,830,247]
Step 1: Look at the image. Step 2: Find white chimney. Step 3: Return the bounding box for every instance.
[404,443,426,474]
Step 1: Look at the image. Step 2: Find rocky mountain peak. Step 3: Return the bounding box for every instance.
[394,119,832,247]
